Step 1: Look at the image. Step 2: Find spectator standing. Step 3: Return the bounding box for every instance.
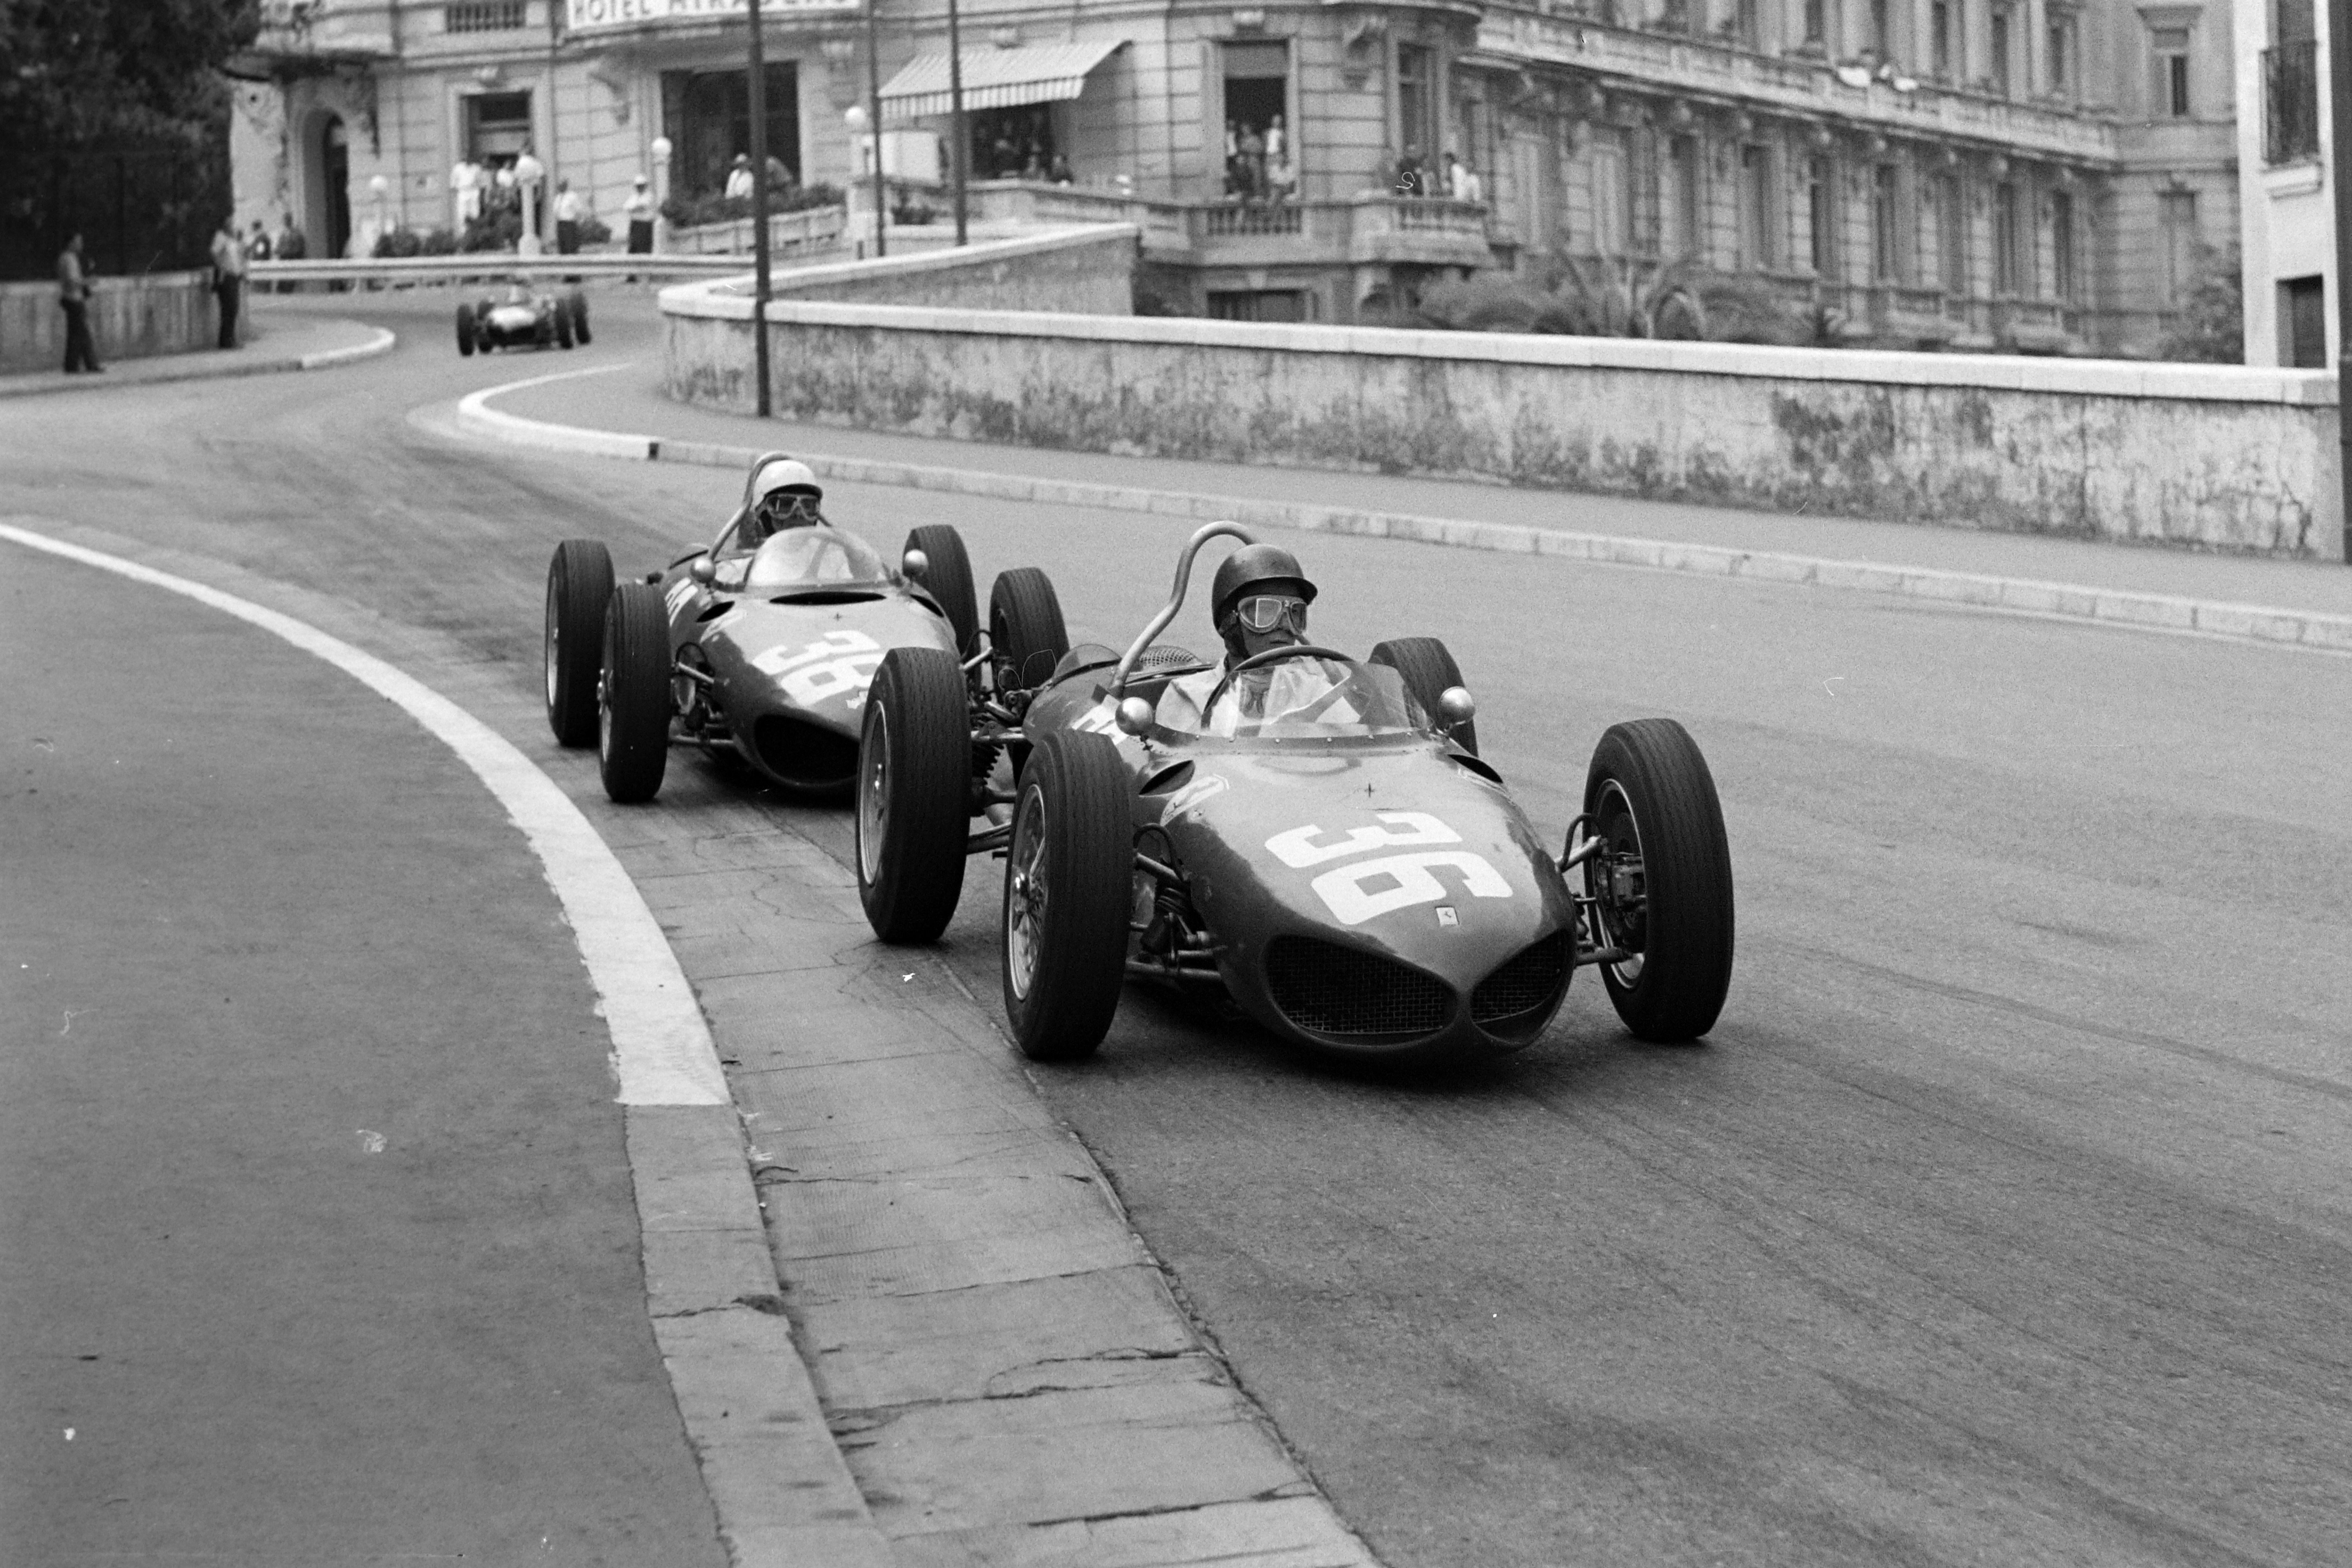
[553,179,583,255]
[1265,114,1286,166]
[209,217,247,350]
[273,215,306,292]
[1393,146,1427,197]
[724,154,753,199]
[56,233,102,374]
[1237,122,1267,203]
[1451,156,1483,206]
[624,174,655,279]
[1266,152,1296,204]
[246,220,273,263]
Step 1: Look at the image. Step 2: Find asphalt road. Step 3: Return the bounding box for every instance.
[6,287,2348,1567]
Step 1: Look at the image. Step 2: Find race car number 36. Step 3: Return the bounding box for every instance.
[1265,811,1510,927]
[754,630,885,706]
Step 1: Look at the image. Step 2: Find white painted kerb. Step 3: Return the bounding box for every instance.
[0,521,728,1108]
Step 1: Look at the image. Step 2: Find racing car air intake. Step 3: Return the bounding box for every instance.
[1265,937,1453,1039]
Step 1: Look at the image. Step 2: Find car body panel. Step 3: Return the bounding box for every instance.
[656,538,957,792]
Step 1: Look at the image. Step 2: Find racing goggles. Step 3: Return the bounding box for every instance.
[1229,594,1308,635]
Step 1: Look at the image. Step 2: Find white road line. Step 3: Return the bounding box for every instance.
[0,521,728,1108]
[455,362,655,459]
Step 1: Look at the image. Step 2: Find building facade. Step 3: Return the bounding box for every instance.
[2232,0,2332,367]
[237,0,2241,353]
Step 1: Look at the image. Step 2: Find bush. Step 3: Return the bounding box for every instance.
[461,209,522,253]
[2160,241,2244,364]
[577,215,612,245]
[420,227,459,256]
[659,182,846,229]
[371,226,425,259]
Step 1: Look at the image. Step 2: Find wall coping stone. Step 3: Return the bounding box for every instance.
[662,267,2337,407]
[664,224,1140,306]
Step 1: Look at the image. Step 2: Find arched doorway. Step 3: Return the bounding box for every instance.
[320,115,351,259]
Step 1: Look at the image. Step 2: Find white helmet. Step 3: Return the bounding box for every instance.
[751,457,822,503]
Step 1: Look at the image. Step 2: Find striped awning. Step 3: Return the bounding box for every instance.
[879,39,1126,122]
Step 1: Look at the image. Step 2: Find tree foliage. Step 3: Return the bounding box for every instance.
[2159,242,2246,365]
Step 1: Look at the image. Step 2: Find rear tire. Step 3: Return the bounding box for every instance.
[598,582,672,803]
[904,525,978,655]
[1001,730,1134,1061]
[544,539,613,746]
[855,647,973,942]
[456,303,476,356]
[554,301,575,349]
[568,290,592,345]
[1582,719,1733,1042]
[989,568,1070,694]
[1370,636,1476,756]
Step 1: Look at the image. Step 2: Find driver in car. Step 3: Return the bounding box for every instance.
[711,459,829,588]
[1156,544,1361,737]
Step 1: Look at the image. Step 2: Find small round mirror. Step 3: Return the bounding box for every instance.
[1438,686,1476,729]
[1114,696,1155,737]
[901,548,928,581]
[689,555,716,586]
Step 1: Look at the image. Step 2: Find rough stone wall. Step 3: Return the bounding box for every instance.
[0,272,216,373]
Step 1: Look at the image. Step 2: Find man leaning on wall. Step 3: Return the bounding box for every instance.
[57,233,102,374]
[209,217,247,350]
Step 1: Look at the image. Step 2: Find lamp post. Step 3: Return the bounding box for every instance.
[650,135,673,251]
[844,103,876,257]
[2332,0,2352,562]
[747,0,773,416]
[947,0,968,246]
[514,149,545,255]
[864,0,888,258]
[368,174,389,250]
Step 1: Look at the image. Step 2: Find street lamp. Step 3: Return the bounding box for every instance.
[369,173,389,248]
[514,149,546,255]
[650,135,673,251]
[863,0,887,259]
[844,103,885,257]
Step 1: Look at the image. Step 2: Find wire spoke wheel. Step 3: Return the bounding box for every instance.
[1004,783,1049,1002]
[1588,778,1648,988]
[857,705,891,885]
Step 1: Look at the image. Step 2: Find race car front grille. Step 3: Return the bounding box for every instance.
[753,715,858,791]
[1265,937,1453,1039]
[1470,933,1570,1035]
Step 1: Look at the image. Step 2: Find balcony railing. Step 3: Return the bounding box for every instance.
[959,182,1493,267]
[2263,41,2322,166]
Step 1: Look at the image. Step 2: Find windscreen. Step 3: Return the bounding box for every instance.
[743,527,889,591]
[1197,658,1423,739]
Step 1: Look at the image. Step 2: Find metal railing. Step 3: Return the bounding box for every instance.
[2263,41,2323,165]
[248,254,761,283]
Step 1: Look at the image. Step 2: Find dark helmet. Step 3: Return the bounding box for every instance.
[1209,543,1317,628]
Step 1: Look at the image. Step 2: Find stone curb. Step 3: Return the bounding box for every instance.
[449,390,2352,659]
[0,325,397,399]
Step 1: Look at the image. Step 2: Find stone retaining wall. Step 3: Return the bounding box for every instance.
[662,232,2342,560]
[1,271,217,372]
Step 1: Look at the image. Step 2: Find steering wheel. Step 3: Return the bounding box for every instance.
[1201,644,1353,719]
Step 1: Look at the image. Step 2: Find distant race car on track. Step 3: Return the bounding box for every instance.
[457,280,589,356]
[542,452,988,801]
[849,522,1737,1067]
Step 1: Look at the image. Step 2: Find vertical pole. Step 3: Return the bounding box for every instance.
[2331,0,2352,560]
[747,0,773,417]
[866,0,888,258]
[947,0,968,246]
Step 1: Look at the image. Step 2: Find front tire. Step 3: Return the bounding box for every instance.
[1371,636,1476,756]
[1582,719,1733,1042]
[904,525,978,655]
[1001,730,1134,1061]
[554,302,575,349]
[598,582,672,803]
[544,539,613,746]
[855,647,973,942]
[989,568,1070,695]
[456,303,476,356]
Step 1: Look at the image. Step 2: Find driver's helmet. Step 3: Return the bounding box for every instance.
[1209,543,1317,637]
[747,458,825,538]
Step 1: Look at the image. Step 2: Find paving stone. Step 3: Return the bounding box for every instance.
[769,1168,1128,1266]
[838,1378,1302,1537]
[628,1105,762,1233]
[642,1224,782,1318]
[888,1497,1377,1568]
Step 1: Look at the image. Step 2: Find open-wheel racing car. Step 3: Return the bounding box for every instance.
[542,452,985,801]
[458,279,591,356]
[851,521,1737,1068]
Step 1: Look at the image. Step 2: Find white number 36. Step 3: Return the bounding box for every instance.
[1265,812,1511,926]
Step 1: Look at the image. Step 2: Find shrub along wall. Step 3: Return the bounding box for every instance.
[662,232,2340,560]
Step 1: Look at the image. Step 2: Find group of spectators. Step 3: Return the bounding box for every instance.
[1223,116,1296,204]
[1391,145,1485,203]
[52,212,306,374]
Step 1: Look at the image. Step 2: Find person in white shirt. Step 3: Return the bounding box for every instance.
[624,174,655,277]
[552,179,584,255]
[724,154,754,200]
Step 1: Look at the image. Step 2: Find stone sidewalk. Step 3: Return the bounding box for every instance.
[0,309,392,398]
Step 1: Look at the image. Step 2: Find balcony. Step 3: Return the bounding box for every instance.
[1478,6,2117,165]
[241,0,395,69]
[2263,41,2323,166]
[962,183,1494,270]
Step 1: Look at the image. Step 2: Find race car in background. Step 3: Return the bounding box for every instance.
[457,282,591,356]
[850,521,1737,1067]
[542,453,984,803]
